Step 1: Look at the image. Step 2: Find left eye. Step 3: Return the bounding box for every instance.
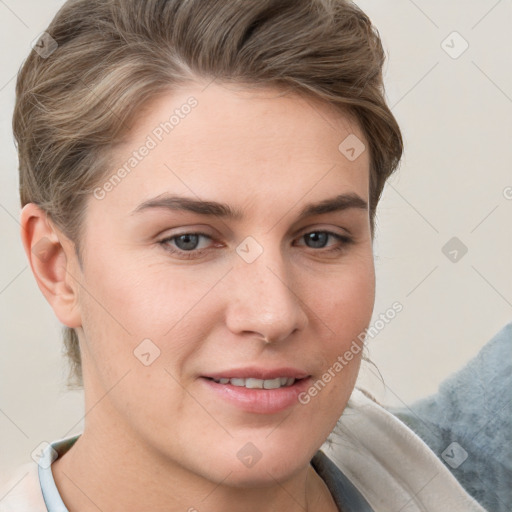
[296,231,347,249]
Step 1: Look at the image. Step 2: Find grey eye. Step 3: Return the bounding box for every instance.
[173,234,201,251]
[303,232,330,249]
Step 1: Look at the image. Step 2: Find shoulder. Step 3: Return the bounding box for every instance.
[320,387,487,512]
[0,462,47,512]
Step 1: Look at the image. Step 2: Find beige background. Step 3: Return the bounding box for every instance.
[1,0,511,476]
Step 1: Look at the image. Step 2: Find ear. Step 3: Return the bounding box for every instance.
[20,203,82,329]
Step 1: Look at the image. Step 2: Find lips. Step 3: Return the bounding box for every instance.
[209,376,297,389]
[200,367,312,414]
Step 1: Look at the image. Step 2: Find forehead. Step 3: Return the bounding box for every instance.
[92,81,370,219]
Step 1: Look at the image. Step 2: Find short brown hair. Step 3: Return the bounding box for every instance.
[13,0,403,389]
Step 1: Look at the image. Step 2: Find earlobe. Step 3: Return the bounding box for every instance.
[20,203,82,329]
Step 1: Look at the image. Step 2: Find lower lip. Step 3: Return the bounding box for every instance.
[200,377,312,414]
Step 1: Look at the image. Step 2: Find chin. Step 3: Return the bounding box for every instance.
[207,438,315,487]
[223,460,308,488]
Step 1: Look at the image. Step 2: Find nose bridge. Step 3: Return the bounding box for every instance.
[226,238,307,341]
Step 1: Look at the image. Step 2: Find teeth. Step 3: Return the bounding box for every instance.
[263,378,281,389]
[246,378,264,389]
[212,377,297,389]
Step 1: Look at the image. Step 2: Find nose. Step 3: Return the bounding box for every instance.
[224,244,309,344]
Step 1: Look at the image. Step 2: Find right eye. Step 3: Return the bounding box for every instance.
[159,232,217,259]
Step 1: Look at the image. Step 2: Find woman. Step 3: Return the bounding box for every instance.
[1,0,489,510]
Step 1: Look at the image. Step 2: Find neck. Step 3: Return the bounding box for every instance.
[51,425,337,512]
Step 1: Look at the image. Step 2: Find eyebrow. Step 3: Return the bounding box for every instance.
[131,192,368,222]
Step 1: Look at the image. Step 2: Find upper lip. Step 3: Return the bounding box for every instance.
[204,367,310,380]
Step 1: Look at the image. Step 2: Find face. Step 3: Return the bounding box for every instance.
[75,81,375,485]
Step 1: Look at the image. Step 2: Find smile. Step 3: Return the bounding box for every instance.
[209,377,296,389]
[201,374,312,414]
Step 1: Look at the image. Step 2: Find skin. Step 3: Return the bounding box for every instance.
[21,81,375,512]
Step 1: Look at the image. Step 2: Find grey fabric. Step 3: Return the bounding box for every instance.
[388,321,512,512]
[311,450,374,511]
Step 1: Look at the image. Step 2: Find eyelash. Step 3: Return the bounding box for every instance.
[158,230,354,260]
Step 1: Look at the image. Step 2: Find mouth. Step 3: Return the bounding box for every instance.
[206,376,301,389]
[200,369,312,414]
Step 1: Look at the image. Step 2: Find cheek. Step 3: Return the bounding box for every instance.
[80,246,199,336]
[77,249,223,383]
[307,252,376,340]
[301,253,375,394]
[76,267,199,430]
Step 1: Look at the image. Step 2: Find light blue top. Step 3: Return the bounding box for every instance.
[37,435,77,512]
